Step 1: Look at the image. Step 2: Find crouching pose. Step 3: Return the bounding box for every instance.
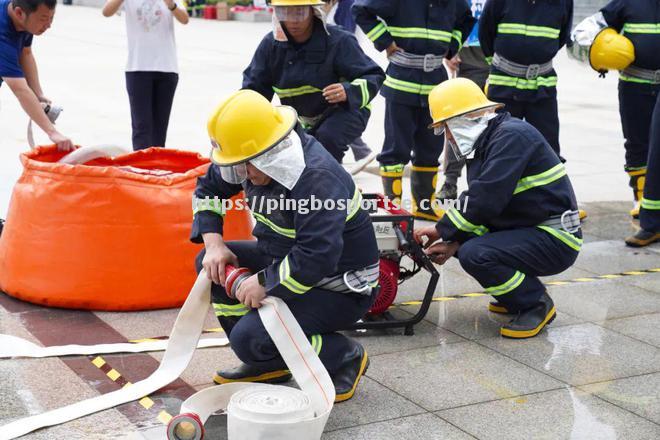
[415,79,581,338]
[191,90,379,401]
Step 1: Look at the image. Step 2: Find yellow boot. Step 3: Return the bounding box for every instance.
[627,167,646,219]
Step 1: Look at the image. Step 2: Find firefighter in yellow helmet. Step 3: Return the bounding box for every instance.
[570,1,659,231]
[192,90,378,402]
[414,78,581,339]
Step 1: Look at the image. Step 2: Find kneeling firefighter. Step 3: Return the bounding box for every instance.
[242,0,384,164]
[415,78,582,339]
[191,90,379,402]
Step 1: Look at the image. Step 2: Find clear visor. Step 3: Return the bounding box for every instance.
[274,6,311,22]
[219,162,248,185]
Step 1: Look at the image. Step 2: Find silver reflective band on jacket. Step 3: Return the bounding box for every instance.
[492,53,554,80]
[568,12,608,63]
[388,51,446,72]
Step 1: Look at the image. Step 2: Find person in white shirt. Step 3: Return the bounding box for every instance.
[102,0,188,150]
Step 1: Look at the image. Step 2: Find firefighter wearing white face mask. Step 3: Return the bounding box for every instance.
[414,78,581,339]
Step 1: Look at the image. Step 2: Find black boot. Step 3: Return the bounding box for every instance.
[411,166,443,221]
[332,342,370,403]
[380,164,404,206]
[500,292,556,339]
[627,168,646,219]
[625,229,660,247]
[213,363,292,385]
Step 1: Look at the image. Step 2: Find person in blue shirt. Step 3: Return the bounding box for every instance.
[479,0,573,160]
[0,0,72,150]
[353,0,475,221]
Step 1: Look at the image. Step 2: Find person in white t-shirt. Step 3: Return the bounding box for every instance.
[102,0,188,150]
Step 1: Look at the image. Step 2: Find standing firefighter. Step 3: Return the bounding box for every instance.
[353,0,475,221]
[415,78,581,338]
[192,90,379,402]
[570,1,660,223]
[243,0,384,163]
[479,0,573,160]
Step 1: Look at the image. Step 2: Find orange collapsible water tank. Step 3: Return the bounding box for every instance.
[0,146,253,311]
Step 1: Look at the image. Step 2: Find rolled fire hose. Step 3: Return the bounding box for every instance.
[167,296,335,440]
[57,144,129,165]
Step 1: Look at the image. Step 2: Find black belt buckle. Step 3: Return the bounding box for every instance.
[526,64,540,80]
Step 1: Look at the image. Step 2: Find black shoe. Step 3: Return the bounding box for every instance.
[332,342,370,403]
[213,363,291,385]
[625,229,660,247]
[488,301,512,314]
[500,292,556,339]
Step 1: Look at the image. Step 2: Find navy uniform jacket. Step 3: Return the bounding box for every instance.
[191,128,380,301]
[243,19,384,118]
[353,0,475,107]
[601,0,660,91]
[438,114,581,251]
[479,0,573,102]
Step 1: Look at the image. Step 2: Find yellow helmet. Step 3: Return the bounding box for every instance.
[590,28,635,73]
[270,0,325,6]
[208,90,297,166]
[428,78,501,127]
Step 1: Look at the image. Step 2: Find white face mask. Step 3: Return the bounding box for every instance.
[436,112,497,160]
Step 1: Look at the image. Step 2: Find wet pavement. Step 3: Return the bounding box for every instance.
[1,5,659,440]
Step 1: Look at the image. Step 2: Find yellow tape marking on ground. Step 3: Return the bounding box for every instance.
[598,274,622,279]
[623,271,646,275]
[461,293,487,297]
[573,278,595,282]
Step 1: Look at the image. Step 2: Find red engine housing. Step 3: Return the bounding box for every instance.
[369,257,400,315]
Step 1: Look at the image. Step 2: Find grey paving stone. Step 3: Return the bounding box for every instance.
[600,313,660,348]
[580,373,660,425]
[323,413,475,440]
[437,387,660,440]
[480,323,660,386]
[573,240,660,274]
[366,342,563,411]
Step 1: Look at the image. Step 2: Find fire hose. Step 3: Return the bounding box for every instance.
[0,268,334,440]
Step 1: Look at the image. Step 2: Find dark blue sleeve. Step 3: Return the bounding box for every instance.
[0,38,24,78]
[335,33,385,110]
[448,0,477,58]
[437,128,530,243]
[600,0,626,31]
[190,165,244,243]
[242,34,275,101]
[559,0,574,48]
[478,0,501,61]
[263,169,352,300]
[352,0,398,52]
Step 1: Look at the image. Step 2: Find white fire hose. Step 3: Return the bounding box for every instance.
[0,273,334,440]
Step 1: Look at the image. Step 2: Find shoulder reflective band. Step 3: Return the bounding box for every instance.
[623,23,660,34]
[485,271,526,296]
[487,73,558,90]
[167,296,334,440]
[351,78,370,108]
[383,75,436,95]
[497,23,561,39]
[445,208,489,236]
[514,163,567,195]
[0,273,224,439]
[273,85,322,99]
[388,26,452,42]
[641,198,660,210]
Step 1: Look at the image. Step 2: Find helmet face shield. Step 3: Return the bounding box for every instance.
[274,6,311,22]
[219,163,248,185]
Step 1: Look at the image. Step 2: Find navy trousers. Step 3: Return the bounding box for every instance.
[640,92,660,232]
[379,100,444,167]
[310,106,370,162]
[125,71,179,151]
[457,227,580,312]
[497,97,561,159]
[618,82,660,170]
[195,241,374,374]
